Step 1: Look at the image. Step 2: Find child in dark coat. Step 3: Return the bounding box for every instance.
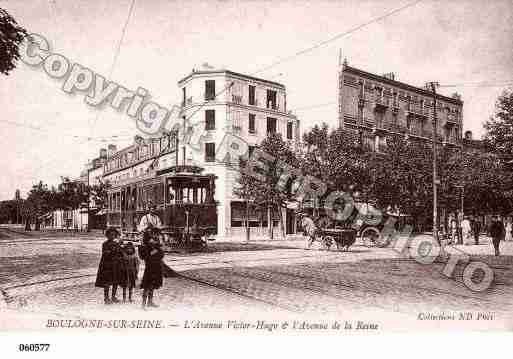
[138,233,164,309]
[95,227,124,304]
[120,242,139,303]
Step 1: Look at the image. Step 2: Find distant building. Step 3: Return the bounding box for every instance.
[338,58,464,151]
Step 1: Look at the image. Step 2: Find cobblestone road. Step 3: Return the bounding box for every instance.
[1,232,512,331]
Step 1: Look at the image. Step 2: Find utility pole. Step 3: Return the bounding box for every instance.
[427,82,440,245]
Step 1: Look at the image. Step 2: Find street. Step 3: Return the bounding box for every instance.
[1,229,512,331]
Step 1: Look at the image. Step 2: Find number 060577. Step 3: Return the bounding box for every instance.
[18,344,50,352]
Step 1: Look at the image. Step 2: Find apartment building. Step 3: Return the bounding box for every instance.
[338,59,463,151]
[178,68,300,238]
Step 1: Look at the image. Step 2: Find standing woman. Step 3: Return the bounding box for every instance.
[138,232,164,309]
[95,227,123,305]
[505,217,512,242]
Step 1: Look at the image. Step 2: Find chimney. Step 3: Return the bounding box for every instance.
[100,148,107,159]
[451,92,462,101]
[107,144,117,158]
[382,72,395,81]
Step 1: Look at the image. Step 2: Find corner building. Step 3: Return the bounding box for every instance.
[178,69,300,238]
[338,59,463,150]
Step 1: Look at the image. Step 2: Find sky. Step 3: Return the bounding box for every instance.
[1,0,512,200]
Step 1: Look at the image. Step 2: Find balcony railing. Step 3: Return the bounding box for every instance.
[232,94,242,104]
[374,96,390,111]
[204,92,216,101]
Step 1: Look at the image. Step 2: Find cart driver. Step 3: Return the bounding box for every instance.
[299,212,318,250]
[138,202,163,233]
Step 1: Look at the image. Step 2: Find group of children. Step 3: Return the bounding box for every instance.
[95,227,164,309]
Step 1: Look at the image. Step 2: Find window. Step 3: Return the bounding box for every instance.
[205,80,216,100]
[205,110,215,130]
[266,117,277,134]
[287,122,293,140]
[249,85,256,105]
[248,114,256,134]
[266,89,277,110]
[205,142,215,162]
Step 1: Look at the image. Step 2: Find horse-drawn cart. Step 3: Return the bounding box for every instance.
[318,228,357,251]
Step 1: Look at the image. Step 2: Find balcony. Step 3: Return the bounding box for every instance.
[232,94,242,104]
[204,92,216,101]
[266,102,279,111]
[232,124,242,134]
[373,96,389,112]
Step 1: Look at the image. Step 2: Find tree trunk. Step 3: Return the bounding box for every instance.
[268,205,274,240]
[278,206,286,239]
[35,218,40,231]
[24,217,31,231]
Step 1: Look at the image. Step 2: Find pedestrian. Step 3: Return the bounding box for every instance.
[449,219,458,245]
[461,217,472,245]
[505,218,512,242]
[489,215,505,256]
[95,227,124,305]
[300,213,318,249]
[121,242,139,303]
[138,232,164,309]
[471,218,481,245]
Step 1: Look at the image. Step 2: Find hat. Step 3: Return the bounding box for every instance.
[105,227,120,237]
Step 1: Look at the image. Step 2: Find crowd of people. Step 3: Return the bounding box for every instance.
[447,215,512,256]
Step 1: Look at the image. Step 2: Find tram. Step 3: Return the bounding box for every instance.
[105,164,218,250]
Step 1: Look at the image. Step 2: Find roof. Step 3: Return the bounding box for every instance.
[178,69,286,89]
[343,65,463,106]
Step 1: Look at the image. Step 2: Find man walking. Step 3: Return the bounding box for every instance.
[471,217,481,245]
[300,213,318,249]
[461,217,472,245]
[489,215,505,256]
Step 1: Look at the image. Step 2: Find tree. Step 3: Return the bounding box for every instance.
[26,181,53,230]
[236,133,300,239]
[484,89,513,155]
[0,8,27,75]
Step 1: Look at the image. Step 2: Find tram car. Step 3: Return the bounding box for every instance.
[105,165,218,251]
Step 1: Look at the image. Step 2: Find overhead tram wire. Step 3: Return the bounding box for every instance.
[89,0,137,135]
[17,0,424,173]
[251,0,424,76]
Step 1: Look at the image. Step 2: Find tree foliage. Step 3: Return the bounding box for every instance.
[0,7,27,75]
[235,133,299,238]
[484,89,513,155]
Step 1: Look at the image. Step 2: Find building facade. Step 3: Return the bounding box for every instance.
[100,68,300,239]
[177,69,300,238]
[338,59,463,151]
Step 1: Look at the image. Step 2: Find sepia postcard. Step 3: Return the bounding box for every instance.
[1,0,513,354]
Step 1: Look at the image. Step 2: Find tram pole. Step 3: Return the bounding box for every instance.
[426,82,441,247]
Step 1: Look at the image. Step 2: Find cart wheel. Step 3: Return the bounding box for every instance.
[361,227,380,247]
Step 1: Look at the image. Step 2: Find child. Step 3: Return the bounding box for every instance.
[95,227,123,305]
[138,233,164,309]
[121,242,139,303]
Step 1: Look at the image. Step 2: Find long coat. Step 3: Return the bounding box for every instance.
[95,240,125,288]
[138,244,164,290]
[301,217,317,238]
